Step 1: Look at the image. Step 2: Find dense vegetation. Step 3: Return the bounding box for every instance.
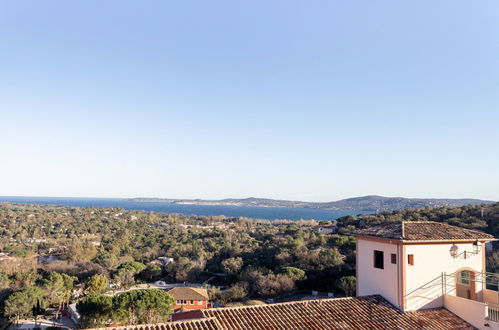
[0,202,354,325]
[0,201,497,326]
[77,289,174,327]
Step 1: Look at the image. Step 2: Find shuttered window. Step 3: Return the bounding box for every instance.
[408,254,414,265]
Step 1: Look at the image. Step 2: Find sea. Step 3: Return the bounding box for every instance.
[0,196,366,221]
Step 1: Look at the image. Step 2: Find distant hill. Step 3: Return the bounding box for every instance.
[127,195,495,212]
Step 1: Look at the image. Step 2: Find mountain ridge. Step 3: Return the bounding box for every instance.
[127,195,495,212]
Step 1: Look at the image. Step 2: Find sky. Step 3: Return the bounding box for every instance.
[0,1,498,202]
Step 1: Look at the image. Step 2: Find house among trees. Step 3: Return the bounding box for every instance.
[313,223,337,235]
[150,257,174,266]
[166,287,210,311]
[99,221,499,329]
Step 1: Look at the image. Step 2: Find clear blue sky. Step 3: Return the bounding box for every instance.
[1,1,498,201]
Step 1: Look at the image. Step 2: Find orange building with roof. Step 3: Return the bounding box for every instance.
[166,287,210,311]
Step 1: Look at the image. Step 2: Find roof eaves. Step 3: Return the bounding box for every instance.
[401,238,498,243]
[353,234,403,241]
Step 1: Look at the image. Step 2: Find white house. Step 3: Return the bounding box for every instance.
[353,221,498,329]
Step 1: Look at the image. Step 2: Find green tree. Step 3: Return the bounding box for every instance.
[86,274,108,295]
[336,276,356,297]
[251,272,296,298]
[167,257,195,282]
[43,272,65,306]
[66,239,98,264]
[221,257,243,275]
[0,270,10,288]
[119,261,147,274]
[113,289,175,325]
[225,283,247,302]
[141,264,163,281]
[11,271,39,290]
[4,286,47,322]
[279,267,306,281]
[318,248,345,269]
[113,262,147,288]
[93,252,120,270]
[77,294,113,328]
[61,273,78,293]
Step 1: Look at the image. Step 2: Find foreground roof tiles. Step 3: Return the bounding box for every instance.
[353,220,494,241]
[101,318,221,330]
[202,295,472,329]
[99,295,473,329]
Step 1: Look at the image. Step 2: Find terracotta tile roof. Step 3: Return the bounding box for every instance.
[170,310,204,322]
[352,221,495,241]
[96,295,473,329]
[201,295,473,329]
[96,317,222,330]
[167,287,209,301]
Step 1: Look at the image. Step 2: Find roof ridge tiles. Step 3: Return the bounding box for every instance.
[353,220,495,241]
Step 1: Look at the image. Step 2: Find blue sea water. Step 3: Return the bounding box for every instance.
[0,196,364,221]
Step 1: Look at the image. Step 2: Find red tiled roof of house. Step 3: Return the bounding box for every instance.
[170,310,204,322]
[96,295,473,329]
[352,221,495,241]
[167,287,209,301]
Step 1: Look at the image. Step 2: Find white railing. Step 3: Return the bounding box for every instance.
[486,303,499,323]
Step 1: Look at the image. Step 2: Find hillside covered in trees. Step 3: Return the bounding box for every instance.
[0,202,355,325]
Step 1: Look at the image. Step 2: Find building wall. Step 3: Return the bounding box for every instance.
[173,300,208,311]
[404,242,484,311]
[357,238,402,308]
[444,294,499,330]
[484,289,499,305]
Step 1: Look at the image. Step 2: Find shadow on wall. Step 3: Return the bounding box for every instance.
[405,275,445,311]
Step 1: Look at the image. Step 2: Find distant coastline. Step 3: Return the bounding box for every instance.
[0,196,358,221]
[127,195,495,212]
[0,195,494,222]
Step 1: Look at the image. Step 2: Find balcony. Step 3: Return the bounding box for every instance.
[442,271,499,329]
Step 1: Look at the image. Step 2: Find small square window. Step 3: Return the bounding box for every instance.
[374,250,384,269]
[391,253,396,264]
[408,254,414,265]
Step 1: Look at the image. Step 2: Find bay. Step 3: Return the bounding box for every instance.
[0,196,365,221]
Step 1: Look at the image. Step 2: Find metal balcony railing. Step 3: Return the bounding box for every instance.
[486,302,499,323]
[442,271,499,294]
